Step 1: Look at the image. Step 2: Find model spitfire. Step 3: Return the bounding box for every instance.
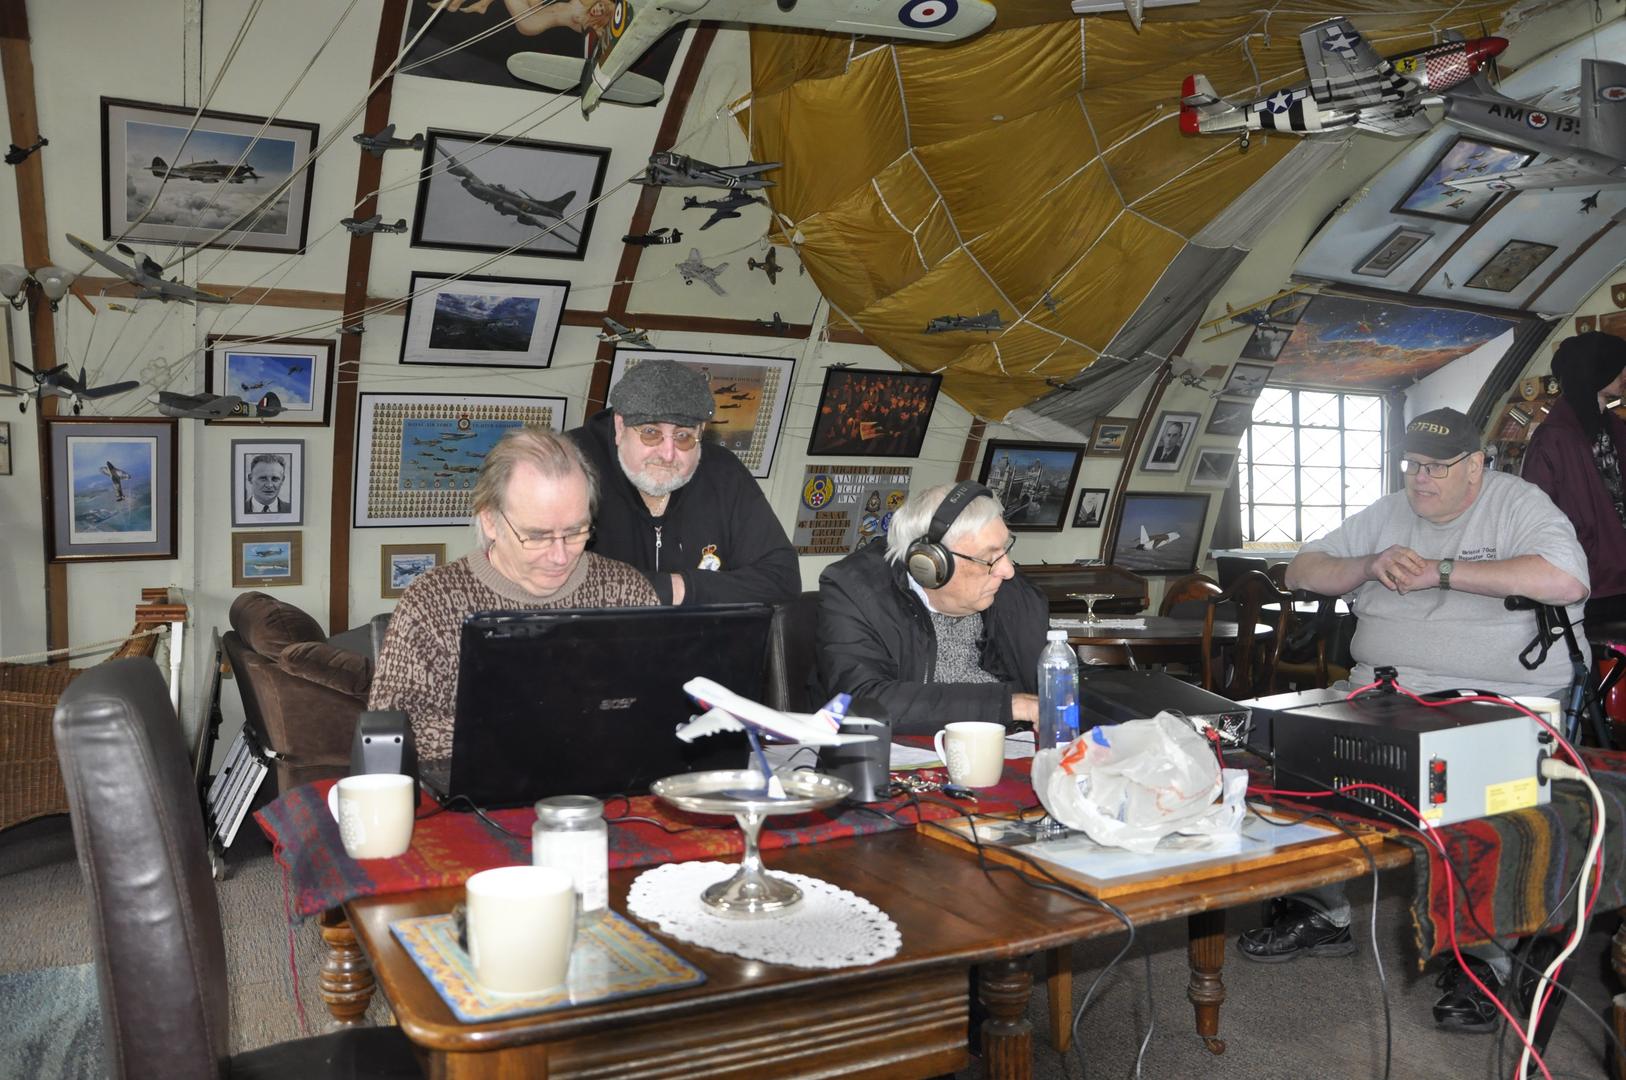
[624,227,682,246]
[149,156,260,183]
[155,390,283,421]
[1181,18,1507,145]
[1440,59,1626,192]
[598,317,653,349]
[437,145,577,230]
[676,249,728,295]
[66,234,227,305]
[506,0,996,117]
[0,361,140,415]
[634,152,778,191]
[748,248,782,285]
[683,191,765,230]
[353,124,424,158]
[340,214,408,235]
[925,310,1003,333]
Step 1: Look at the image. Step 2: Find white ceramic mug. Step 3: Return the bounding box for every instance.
[465,865,577,995]
[326,773,415,860]
[933,721,1006,788]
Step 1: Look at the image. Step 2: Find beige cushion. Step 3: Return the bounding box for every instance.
[276,641,372,699]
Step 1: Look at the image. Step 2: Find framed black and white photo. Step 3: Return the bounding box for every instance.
[1139,410,1200,474]
[1107,492,1210,575]
[43,417,178,562]
[101,98,318,253]
[1240,325,1291,361]
[205,335,334,426]
[608,349,795,479]
[1466,240,1558,293]
[1189,447,1240,489]
[0,420,9,476]
[399,271,569,368]
[381,543,447,599]
[231,439,303,527]
[1071,487,1109,529]
[412,130,609,260]
[1354,226,1433,278]
[1220,361,1273,400]
[976,440,1085,532]
[1086,416,1137,457]
[1205,398,1254,437]
[232,530,302,588]
[807,367,942,458]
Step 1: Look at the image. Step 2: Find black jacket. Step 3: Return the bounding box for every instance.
[815,542,1049,734]
[569,409,800,606]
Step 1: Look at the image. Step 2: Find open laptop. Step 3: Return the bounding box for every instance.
[427,604,772,808]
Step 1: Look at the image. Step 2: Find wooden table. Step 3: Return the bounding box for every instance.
[336,827,1411,1079]
[1058,616,1270,668]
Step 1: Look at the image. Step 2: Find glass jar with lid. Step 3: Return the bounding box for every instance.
[531,795,608,918]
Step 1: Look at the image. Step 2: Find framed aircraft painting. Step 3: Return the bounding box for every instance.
[399,272,569,369]
[806,367,942,458]
[232,530,302,589]
[1393,136,1535,224]
[411,129,609,261]
[1188,446,1240,490]
[1106,492,1210,576]
[608,349,795,479]
[205,336,335,426]
[101,98,319,253]
[976,440,1085,532]
[43,417,178,563]
[1465,240,1557,293]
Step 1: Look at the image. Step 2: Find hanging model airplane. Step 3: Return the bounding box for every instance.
[624,227,682,246]
[67,233,228,305]
[436,144,577,229]
[1135,525,1180,550]
[155,390,283,420]
[925,310,1003,333]
[1197,285,1310,341]
[598,317,653,348]
[683,191,765,230]
[506,0,997,117]
[748,248,782,285]
[1439,59,1626,192]
[340,214,408,235]
[676,248,728,295]
[633,151,779,191]
[1180,18,1508,146]
[149,156,260,183]
[0,361,140,415]
[754,312,789,335]
[353,123,425,158]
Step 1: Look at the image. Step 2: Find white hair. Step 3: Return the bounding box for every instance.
[885,483,1005,564]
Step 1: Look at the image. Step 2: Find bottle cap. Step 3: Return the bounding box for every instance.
[534,794,604,824]
[1047,629,1068,642]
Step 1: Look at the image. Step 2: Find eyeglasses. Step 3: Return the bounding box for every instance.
[633,424,700,451]
[950,535,1016,573]
[498,510,594,551]
[1400,452,1474,479]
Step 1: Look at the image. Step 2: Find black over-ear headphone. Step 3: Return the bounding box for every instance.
[905,481,993,590]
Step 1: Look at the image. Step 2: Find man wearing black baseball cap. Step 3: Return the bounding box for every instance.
[1239,405,1588,1030]
[568,359,798,606]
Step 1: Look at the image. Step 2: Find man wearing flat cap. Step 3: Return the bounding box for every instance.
[569,359,799,606]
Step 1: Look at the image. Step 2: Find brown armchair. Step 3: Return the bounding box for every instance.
[223,592,372,794]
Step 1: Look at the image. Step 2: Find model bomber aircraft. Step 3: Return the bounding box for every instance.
[156,390,283,420]
[598,317,653,348]
[925,310,1003,333]
[1180,18,1507,146]
[0,361,140,415]
[149,156,260,183]
[353,124,425,158]
[683,191,765,230]
[340,214,408,235]
[1440,58,1626,192]
[437,144,576,228]
[624,227,682,246]
[634,151,778,191]
[676,248,728,295]
[68,233,228,305]
[748,248,782,285]
[506,0,997,117]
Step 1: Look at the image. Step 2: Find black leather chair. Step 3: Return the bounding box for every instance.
[53,657,422,1079]
[765,591,821,713]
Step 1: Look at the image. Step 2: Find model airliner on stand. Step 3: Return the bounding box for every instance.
[678,677,879,798]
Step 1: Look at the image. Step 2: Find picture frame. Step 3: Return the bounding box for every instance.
[806,367,942,458]
[1266,292,1310,326]
[1071,487,1110,529]
[353,392,569,528]
[1220,361,1273,400]
[1086,416,1138,457]
[608,349,795,479]
[976,440,1086,532]
[0,420,10,476]
[381,543,447,599]
[1240,325,1292,361]
[1393,137,1536,224]
[399,271,569,369]
[230,439,304,527]
[412,129,609,261]
[43,417,178,562]
[232,530,302,588]
[1354,226,1433,278]
[101,97,318,253]
[1189,446,1240,489]
[1465,239,1558,293]
[1205,398,1254,438]
[1139,410,1201,474]
[205,335,335,426]
[1107,492,1211,576]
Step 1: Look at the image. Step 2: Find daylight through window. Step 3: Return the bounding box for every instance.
[1239,388,1386,544]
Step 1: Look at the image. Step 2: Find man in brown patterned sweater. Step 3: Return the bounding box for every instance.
[370,427,658,759]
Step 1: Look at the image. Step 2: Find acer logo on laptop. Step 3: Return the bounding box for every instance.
[597,697,636,710]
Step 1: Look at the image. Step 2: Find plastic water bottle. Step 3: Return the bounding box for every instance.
[1037,630,1081,750]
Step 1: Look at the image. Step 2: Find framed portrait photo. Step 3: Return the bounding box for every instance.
[1071,487,1110,529]
[1139,410,1200,474]
[44,417,178,562]
[353,392,569,528]
[1189,446,1240,490]
[231,439,304,527]
[1106,492,1211,575]
[608,349,795,479]
[1087,416,1137,457]
[381,543,447,599]
[0,420,10,476]
[1355,226,1433,278]
[232,530,302,588]
[1220,361,1273,400]
[1465,239,1557,293]
[1393,137,1535,224]
[205,335,334,426]
[412,129,609,260]
[399,271,569,369]
[976,440,1085,532]
[101,97,318,253]
[807,367,942,458]
[1205,398,1254,437]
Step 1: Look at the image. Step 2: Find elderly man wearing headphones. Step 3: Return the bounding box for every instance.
[815,481,1049,734]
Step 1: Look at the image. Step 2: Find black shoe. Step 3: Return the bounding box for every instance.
[1432,955,1503,1034]
[1236,897,1356,963]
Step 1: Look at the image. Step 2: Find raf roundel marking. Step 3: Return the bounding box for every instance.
[610,0,630,38]
[898,0,957,29]
[1527,110,1549,129]
[1602,84,1626,102]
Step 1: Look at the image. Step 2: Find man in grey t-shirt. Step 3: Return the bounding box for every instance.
[1240,407,1589,1033]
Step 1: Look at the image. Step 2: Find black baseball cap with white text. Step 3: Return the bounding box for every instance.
[1403,407,1481,459]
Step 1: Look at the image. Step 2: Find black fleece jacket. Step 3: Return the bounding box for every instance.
[815,542,1048,734]
[568,409,800,606]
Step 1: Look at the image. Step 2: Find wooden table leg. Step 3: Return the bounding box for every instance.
[980,956,1034,1080]
[1045,946,1072,1053]
[1611,919,1626,1080]
[1187,909,1227,1054]
[317,907,375,1028]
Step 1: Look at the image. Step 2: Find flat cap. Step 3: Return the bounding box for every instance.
[609,359,715,427]
[1403,407,1480,459]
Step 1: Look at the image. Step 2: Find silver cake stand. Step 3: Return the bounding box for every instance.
[1066,592,1116,622]
[650,769,851,916]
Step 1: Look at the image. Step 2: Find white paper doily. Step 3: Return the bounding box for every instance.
[626,861,901,969]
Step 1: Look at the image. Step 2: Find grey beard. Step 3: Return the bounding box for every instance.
[620,446,700,498]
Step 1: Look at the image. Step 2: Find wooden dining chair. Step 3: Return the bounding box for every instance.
[1158,573,1222,617]
[1201,569,1293,699]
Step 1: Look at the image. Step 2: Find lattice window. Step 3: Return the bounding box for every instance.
[1239,388,1386,543]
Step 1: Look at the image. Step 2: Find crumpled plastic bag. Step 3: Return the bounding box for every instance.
[1031,713,1249,853]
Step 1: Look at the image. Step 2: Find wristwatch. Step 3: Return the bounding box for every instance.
[1438,559,1454,591]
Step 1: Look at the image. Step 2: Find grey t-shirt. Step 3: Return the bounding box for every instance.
[1299,471,1589,698]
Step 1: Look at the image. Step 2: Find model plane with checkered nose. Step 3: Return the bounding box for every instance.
[506,0,996,116]
[1181,18,1506,147]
